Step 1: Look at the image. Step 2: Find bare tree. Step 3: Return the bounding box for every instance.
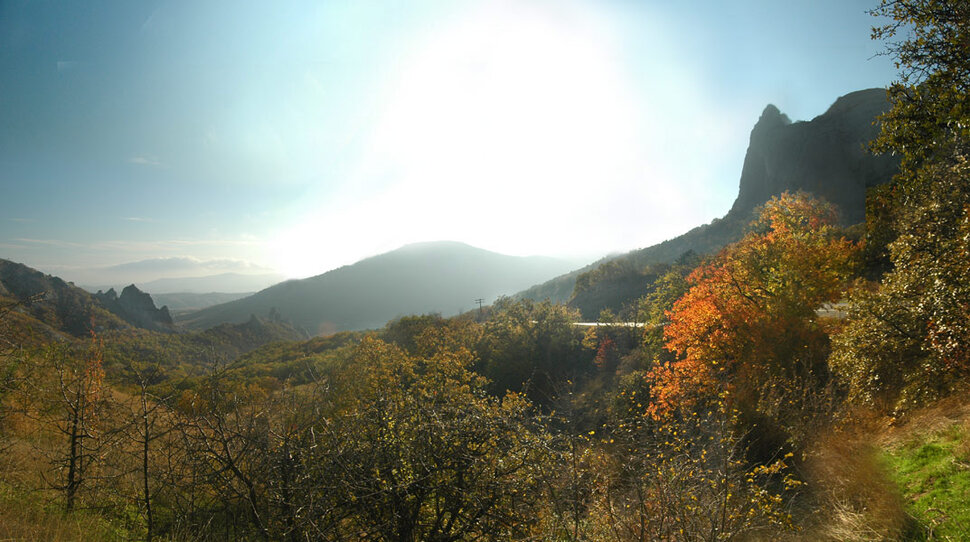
[24,336,112,511]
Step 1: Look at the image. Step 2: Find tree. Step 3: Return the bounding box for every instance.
[382,313,447,355]
[632,252,698,373]
[302,334,548,541]
[649,192,858,443]
[118,363,179,541]
[590,398,798,541]
[832,156,970,410]
[871,0,970,183]
[831,0,970,412]
[176,372,276,539]
[0,299,26,450]
[29,335,112,511]
[478,297,588,406]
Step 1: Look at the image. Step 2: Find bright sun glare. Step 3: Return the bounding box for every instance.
[270,2,647,278]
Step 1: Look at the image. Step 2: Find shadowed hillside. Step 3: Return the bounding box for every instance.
[179,241,576,334]
[0,259,131,337]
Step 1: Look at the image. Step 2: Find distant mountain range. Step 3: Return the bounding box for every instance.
[84,272,285,296]
[519,88,900,315]
[178,242,577,334]
[152,292,251,314]
[137,272,285,294]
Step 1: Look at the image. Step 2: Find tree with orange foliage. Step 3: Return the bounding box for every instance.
[648,192,858,439]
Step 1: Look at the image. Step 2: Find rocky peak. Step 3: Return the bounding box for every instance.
[729,88,899,224]
[119,284,157,313]
[96,287,118,301]
[752,104,791,136]
[97,284,174,332]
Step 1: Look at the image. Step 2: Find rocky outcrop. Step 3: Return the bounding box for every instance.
[729,88,898,224]
[519,88,900,309]
[95,284,174,332]
[0,259,130,336]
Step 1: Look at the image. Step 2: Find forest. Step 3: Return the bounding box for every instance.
[1,1,970,540]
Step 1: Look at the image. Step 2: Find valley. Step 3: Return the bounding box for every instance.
[1,1,967,540]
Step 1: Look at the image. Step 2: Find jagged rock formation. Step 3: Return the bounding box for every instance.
[519,88,900,315]
[0,259,129,337]
[730,89,897,223]
[95,285,174,333]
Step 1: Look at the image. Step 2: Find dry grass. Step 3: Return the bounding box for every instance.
[0,401,134,542]
[783,407,915,541]
[879,394,970,448]
[0,482,126,542]
[786,395,970,542]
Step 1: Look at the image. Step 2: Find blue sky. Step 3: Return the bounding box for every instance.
[1,0,897,284]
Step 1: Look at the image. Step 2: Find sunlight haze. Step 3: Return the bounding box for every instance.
[0,0,895,284]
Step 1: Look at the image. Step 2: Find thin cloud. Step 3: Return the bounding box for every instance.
[105,257,275,274]
[128,155,164,167]
[122,217,155,223]
[12,238,86,249]
[6,217,34,223]
[12,237,262,252]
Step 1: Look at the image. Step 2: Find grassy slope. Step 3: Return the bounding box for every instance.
[0,482,130,542]
[880,400,970,539]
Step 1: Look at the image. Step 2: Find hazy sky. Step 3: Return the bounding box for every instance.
[1,0,897,283]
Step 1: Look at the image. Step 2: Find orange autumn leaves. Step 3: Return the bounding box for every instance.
[647,192,858,418]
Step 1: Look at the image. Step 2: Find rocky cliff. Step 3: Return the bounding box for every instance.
[0,259,129,337]
[729,88,897,224]
[95,285,174,333]
[519,88,900,313]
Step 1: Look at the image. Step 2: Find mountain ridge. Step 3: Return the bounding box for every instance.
[518,88,899,311]
[178,241,577,334]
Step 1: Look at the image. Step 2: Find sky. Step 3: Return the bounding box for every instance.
[0,0,899,285]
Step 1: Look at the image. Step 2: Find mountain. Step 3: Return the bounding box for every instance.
[519,88,900,315]
[82,273,281,318]
[0,259,130,338]
[84,272,285,296]
[178,242,577,334]
[728,88,897,223]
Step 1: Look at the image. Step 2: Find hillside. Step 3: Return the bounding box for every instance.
[519,88,900,315]
[179,241,577,334]
[100,314,306,376]
[0,259,131,338]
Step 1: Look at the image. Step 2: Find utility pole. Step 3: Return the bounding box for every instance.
[474,298,484,319]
